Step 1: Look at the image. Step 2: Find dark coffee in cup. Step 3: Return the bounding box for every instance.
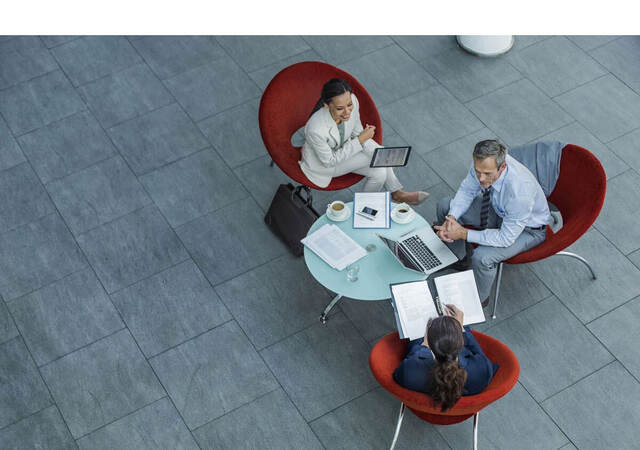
[331,202,344,211]
[398,208,409,213]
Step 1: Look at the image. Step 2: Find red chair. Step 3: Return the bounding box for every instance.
[491,144,606,318]
[370,331,520,450]
[258,61,383,193]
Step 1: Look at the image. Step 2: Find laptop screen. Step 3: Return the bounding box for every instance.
[377,235,422,273]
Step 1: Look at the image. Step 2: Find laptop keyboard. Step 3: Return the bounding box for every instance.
[403,236,442,270]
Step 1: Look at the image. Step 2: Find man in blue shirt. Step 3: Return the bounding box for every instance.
[434,140,550,305]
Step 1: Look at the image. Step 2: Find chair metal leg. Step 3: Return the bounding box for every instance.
[390,402,406,450]
[556,251,597,280]
[320,294,342,324]
[473,412,479,450]
[492,263,504,320]
[269,159,274,167]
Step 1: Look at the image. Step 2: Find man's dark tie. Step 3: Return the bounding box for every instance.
[479,187,492,230]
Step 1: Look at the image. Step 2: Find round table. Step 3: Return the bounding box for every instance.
[304,202,428,323]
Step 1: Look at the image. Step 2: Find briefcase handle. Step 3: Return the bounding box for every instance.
[293,185,313,206]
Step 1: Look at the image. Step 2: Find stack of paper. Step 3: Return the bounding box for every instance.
[301,224,367,270]
[353,192,390,229]
[433,270,485,325]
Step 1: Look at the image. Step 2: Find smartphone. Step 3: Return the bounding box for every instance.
[356,206,378,221]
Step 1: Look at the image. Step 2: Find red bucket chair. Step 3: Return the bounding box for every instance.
[369,331,520,450]
[490,144,606,318]
[258,61,383,202]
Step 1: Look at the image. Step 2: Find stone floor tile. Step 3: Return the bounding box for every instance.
[40,35,80,48]
[339,298,398,347]
[340,44,437,106]
[0,213,86,301]
[0,300,18,345]
[150,321,278,429]
[194,389,322,450]
[594,169,640,255]
[164,57,261,121]
[76,206,188,293]
[0,337,52,428]
[608,128,640,174]
[629,249,640,270]
[107,102,208,175]
[175,197,286,285]
[0,115,25,172]
[488,296,613,401]
[422,128,496,191]
[0,46,57,90]
[391,35,458,61]
[403,181,456,227]
[507,36,607,97]
[0,36,44,53]
[310,387,450,450]
[555,74,640,143]
[111,259,231,357]
[78,63,173,128]
[588,296,640,379]
[198,99,267,168]
[0,162,54,233]
[233,155,294,211]
[17,111,116,184]
[381,85,484,154]
[303,35,393,65]
[467,79,573,147]
[0,70,85,135]
[131,35,226,79]
[47,156,151,235]
[140,148,248,227]
[51,36,140,86]
[590,36,640,94]
[511,35,552,51]
[215,254,331,350]
[438,382,568,450]
[77,398,198,450]
[422,47,522,102]
[260,312,377,421]
[530,228,640,322]
[217,35,310,72]
[567,35,620,51]
[0,405,76,450]
[8,268,123,366]
[542,362,640,450]
[247,49,324,90]
[535,121,629,180]
[40,329,165,438]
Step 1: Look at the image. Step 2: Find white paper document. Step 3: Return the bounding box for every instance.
[301,224,367,271]
[391,280,438,340]
[353,191,390,229]
[434,270,486,325]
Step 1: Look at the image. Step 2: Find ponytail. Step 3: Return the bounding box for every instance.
[425,315,467,411]
[309,78,352,118]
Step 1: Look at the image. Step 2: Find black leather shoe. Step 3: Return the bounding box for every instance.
[481,297,490,307]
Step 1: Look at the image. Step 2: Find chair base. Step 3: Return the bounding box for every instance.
[492,251,597,319]
[390,402,479,450]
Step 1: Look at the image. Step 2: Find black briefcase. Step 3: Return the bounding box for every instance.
[264,183,320,257]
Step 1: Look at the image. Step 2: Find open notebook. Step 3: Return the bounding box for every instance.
[390,270,486,340]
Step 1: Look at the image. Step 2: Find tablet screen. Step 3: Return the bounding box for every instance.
[370,146,412,167]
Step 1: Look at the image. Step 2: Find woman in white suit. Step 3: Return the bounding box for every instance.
[299,78,428,204]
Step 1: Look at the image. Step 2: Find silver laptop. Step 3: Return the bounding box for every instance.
[376,227,458,275]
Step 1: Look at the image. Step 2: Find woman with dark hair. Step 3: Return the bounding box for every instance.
[299,78,428,204]
[393,305,498,411]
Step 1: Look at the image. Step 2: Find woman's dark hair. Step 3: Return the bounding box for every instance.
[426,316,467,411]
[310,78,353,117]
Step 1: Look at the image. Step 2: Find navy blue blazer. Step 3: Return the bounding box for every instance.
[393,327,499,396]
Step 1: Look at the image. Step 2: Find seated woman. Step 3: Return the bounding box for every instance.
[299,78,428,204]
[393,305,498,411]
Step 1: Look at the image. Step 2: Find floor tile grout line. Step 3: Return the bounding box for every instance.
[571,35,623,53]
[12,106,90,140]
[0,402,62,434]
[603,123,640,145]
[539,360,619,406]
[71,395,171,443]
[473,292,555,334]
[38,35,82,50]
[550,72,610,100]
[244,45,323,82]
[0,67,61,93]
[306,383,383,425]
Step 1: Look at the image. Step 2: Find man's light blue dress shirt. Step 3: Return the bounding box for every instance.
[448,155,551,248]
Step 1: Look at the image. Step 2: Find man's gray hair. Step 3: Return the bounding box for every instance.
[473,140,507,168]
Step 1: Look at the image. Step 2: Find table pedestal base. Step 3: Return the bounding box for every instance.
[320,294,343,324]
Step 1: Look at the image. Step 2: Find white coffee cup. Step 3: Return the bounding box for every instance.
[327,200,346,218]
[394,203,413,220]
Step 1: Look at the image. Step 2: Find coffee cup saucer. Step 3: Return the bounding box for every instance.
[391,207,415,224]
[326,206,351,222]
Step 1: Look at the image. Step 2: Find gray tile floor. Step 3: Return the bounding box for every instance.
[0,35,639,449]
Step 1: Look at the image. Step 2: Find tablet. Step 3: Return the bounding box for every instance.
[369,146,412,168]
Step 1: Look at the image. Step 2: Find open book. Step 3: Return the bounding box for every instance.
[301,224,367,271]
[390,270,486,340]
